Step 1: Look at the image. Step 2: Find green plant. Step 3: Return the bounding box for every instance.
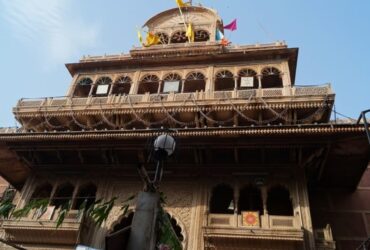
[0,200,15,219]
[12,199,49,219]
[56,200,71,228]
[0,188,16,219]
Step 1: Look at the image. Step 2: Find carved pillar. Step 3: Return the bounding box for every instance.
[205,66,214,94]
[66,74,79,97]
[261,186,269,228]
[158,80,163,94]
[130,71,142,95]
[181,79,185,93]
[297,169,316,250]
[257,75,262,89]
[234,184,239,214]
[234,76,238,90]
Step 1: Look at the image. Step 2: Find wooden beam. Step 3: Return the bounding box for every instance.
[317,143,332,181]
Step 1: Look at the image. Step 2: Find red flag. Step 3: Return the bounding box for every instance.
[224,19,237,31]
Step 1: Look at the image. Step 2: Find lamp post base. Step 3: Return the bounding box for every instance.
[126,191,160,250]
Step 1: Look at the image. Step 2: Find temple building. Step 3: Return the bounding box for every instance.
[0,4,369,250]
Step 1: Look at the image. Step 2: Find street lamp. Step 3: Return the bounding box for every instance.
[152,134,176,188]
[127,133,176,250]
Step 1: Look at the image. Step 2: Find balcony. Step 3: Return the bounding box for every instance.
[15,84,333,112]
[2,208,84,246]
[314,225,336,250]
[13,84,334,131]
[204,213,304,242]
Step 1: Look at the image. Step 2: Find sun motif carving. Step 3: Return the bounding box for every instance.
[77,78,93,86]
[116,76,132,85]
[262,67,281,76]
[239,69,257,77]
[216,70,234,79]
[186,72,205,81]
[96,77,112,85]
[141,74,160,83]
[164,73,182,81]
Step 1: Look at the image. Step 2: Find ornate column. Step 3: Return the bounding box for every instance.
[66,74,79,97]
[130,71,142,95]
[181,79,185,93]
[158,80,163,94]
[261,186,269,228]
[297,169,316,250]
[234,76,238,90]
[257,74,262,89]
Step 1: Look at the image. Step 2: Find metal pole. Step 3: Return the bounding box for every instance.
[357,109,370,144]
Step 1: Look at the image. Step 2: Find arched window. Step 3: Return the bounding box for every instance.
[109,212,184,240]
[73,78,93,97]
[92,77,112,96]
[165,213,184,242]
[73,183,97,210]
[112,76,132,95]
[111,212,134,234]
[184,72,206,93]
[238,185,263,215]
[209,184,234,214]
[238,69,258,89]
[266,185,293,216]
[162,73,182,93]
[156,33,169,45]
[51,183,74,209]
[215,70,234,91]
[194,30,210,42]
[30,183,52,202]
[261,67,283,88]
[138,75,160,94]
[170,31,187,44]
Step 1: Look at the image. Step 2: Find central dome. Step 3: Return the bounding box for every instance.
[143,6,224,44]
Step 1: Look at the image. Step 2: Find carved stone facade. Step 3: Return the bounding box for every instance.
[0,4,369,250]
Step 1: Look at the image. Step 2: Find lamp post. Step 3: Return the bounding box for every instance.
[127,133,176,250]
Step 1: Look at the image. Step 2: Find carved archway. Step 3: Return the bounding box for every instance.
[112,76,132,95]
[261,67,283,88]
[215,70,235,91]
[184,72,206,93]
[138,74,160,94]
[73,77,93,97]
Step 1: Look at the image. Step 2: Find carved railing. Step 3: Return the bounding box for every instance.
[15,84,333,111]
[207,213,301,230]
[314,225,336,250]
[2,208,83,245]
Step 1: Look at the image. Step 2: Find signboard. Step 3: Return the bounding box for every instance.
[241,211,260,227]
[96,84,109,95]
[240,77,254,87]
[163,81,180,93]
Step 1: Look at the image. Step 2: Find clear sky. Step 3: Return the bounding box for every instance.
[0,0,369,127]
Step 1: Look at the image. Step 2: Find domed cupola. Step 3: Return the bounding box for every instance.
[143,6,224,44]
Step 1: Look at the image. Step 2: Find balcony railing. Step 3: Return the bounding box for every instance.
[314,225,336,250]
[207,213,301,230]
[204,213,304,242]
[15,84,333,111]
[2,207,84,245]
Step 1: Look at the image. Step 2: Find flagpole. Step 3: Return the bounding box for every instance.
[176,2,191,42]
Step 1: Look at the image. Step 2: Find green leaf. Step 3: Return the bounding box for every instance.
[12,199,49,219]
[55,200,71,228]
[89,197,116,227]
[123,194,136,203]
[0,201,15,219]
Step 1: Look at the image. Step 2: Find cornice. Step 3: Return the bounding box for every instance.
[0,125,365,142]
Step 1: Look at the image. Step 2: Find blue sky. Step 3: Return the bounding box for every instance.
[0,0,369,127]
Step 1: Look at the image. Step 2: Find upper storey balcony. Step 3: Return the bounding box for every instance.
[13,66,334,132]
